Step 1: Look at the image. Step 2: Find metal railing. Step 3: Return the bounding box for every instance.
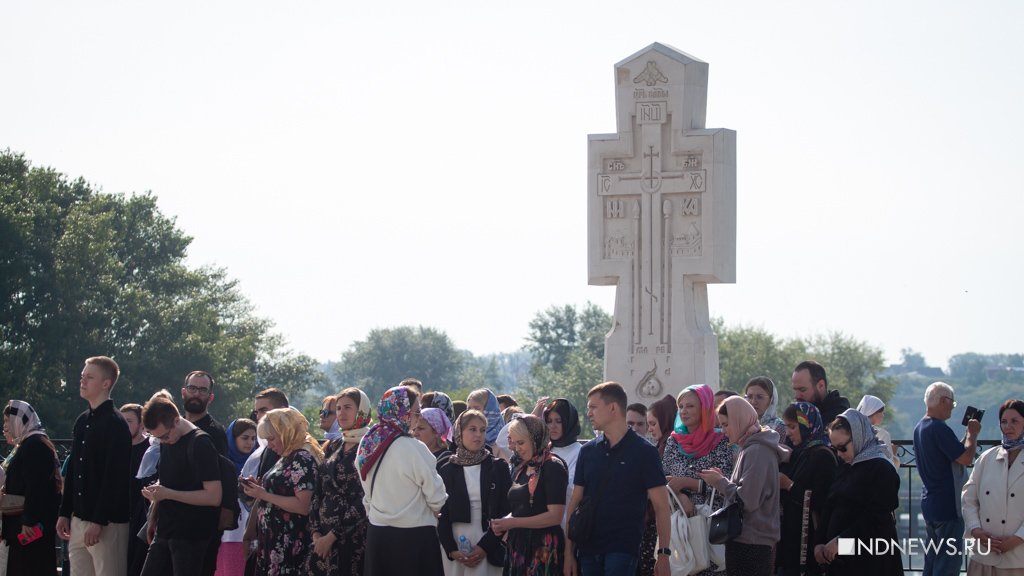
[892,438,999,575]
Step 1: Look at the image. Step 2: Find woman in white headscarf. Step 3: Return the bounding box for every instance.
[744,376,787,445]
[856,395,899,468]
[2,400,62,575]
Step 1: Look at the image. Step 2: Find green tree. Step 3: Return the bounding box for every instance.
[715,320,806,407]
[519,347,602,437]
[524,302,611,373]
[333,326,465,401]
[0,150,323,435]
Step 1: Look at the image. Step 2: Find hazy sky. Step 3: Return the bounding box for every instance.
[3,1,1021,370]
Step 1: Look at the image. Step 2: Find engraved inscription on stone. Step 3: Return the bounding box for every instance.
[606,200,625,218]
[606,159,626,172]
[637,102,666,124]
[680,196,699,216]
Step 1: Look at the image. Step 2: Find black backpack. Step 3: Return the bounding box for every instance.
[186,430,241,531]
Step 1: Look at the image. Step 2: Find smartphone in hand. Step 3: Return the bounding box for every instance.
[962,406,985,426]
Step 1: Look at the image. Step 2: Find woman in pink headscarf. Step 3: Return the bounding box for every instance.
[699,396,790,576]
[662,385,735,575]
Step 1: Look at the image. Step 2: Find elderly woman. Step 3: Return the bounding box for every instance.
[414,407,454,470]
[438,410,512,575]
[962,399,1024,575]
[358,385,447,576]
[305,387,372,576]
[777,402,837,576]
[744,376,787,445]
[700,396,788,576]
[813,409,902,576]
[2,400,61,576]
[491,414,567,576]
[242,408,324,575]
[663,384,734,575]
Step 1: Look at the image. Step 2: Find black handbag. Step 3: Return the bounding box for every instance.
[567,448,616,546]
[707,498,743,544]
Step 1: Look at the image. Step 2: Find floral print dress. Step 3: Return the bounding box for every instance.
[504,459,568,576]
[305,439,367,576]
[256,448,319,576]
[662,436,735,576]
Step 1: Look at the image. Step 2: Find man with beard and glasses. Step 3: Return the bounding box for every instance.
[181,371,228,456]
[181,370,228,576]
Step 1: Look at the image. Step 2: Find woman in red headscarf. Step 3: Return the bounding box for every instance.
[662,385,735,576]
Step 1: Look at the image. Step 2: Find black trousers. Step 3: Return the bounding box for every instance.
[201,531,223,576]
[140,537,210,576]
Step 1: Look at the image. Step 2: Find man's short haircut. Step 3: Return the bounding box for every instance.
[587,381,628,414]
[120,403,143,421]
[151,389,174,402]
[794,361,828,390]
[255,387,289,408]
[184,370,216,392]
[85,356,120,389]
[321,394,336,408]
[497,394,518,408]
[714,389,739,399]
[924,381,954,407]
[399,378,423,392]
[626,403,647,417]
[142,396,180,431]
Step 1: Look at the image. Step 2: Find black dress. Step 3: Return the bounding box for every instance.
[818,457,904,576]
[2,434,61,576]
[305,440,367,576]
[504,458,567,576]
[778,444,837,576]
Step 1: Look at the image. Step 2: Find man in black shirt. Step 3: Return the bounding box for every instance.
[57,356,132,576]
[139,395,222,576]
[791,360,851,426]
[180,370,228,576]
[181,371,228,456]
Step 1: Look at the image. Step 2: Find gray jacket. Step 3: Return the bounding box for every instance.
[712,429,790,546]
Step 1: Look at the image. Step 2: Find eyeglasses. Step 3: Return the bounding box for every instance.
[942,396,958,408]
[184,385,211,395]
[833,440,851,453]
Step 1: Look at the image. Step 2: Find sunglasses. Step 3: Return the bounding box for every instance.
[834,440,851,453]
[319,409,334,418]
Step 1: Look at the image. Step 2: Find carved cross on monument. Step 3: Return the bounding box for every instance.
[588,43,736,404]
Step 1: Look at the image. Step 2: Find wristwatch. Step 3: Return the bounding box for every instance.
[656,547,671,556]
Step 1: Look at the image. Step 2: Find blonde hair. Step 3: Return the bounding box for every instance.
[257,408,324,462]
[467,389,490,407]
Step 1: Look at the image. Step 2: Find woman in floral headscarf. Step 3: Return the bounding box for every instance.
[491,414,568,576]
[357,385,447,576]
[662,385,734,575]
[306,387,373,576]
[438,410,512,575]
[2,400,61,576]
[777,402,838,576]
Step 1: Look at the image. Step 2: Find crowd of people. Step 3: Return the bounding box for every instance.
[0,355,1020,576]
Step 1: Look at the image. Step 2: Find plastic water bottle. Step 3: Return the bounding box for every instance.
[458,534,473,555]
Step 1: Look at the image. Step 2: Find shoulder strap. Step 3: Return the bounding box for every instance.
[370,436,401,496]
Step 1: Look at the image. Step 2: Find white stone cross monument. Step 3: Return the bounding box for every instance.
[588,43,736,405]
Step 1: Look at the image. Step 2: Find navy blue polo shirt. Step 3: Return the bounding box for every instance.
[574,427,666,556]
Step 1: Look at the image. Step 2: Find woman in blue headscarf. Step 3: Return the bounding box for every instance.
[219,418,258,575]
[814,409,903,576]
[466,389,503,448]
[777,402,838,576]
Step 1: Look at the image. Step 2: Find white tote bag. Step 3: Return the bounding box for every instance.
[665,486,697,575]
